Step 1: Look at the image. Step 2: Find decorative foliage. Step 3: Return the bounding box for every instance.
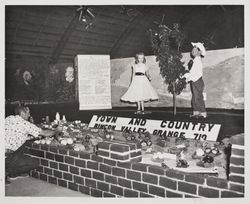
[150,20,187,114]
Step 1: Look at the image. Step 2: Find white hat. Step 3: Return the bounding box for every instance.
[191,42,206,56]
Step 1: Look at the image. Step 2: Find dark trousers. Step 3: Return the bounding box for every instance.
[190,77,206,113]
[5,141,39,176]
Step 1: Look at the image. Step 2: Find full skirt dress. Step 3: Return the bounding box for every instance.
[121,75,158,103]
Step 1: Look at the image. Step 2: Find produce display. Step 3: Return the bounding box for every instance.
[35,114,228,178]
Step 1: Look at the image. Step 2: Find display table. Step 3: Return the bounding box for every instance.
[24,126,244,198]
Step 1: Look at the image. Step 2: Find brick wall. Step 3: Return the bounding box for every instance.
[25,139,244,198]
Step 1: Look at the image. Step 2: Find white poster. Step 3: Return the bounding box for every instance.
[88,115,221,141]
[76,55,112,110]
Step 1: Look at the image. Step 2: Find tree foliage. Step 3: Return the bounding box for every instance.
[150,23,187,95]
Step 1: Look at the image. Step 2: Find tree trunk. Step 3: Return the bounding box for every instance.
[172,82,176,115]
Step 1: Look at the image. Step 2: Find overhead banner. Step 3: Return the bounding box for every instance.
[76,55,112,110]
[88,115,221,141]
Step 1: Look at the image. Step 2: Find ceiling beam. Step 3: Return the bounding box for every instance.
[109,6,152,58]
[50,10,79,64]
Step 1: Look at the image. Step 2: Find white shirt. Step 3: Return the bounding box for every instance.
[5,115,41,151]
[184,56,203,82]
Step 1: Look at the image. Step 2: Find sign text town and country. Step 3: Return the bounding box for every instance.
[88,115,221,141]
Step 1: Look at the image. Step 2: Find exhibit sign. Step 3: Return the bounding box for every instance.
[76,55,112,110]
[88,115,221,141]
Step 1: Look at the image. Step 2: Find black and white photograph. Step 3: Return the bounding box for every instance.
[0,0,248,201]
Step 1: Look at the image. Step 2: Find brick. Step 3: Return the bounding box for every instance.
[40,173,47,182]
[32,143,41,149]
[68,182,79,191]
[98,141,112,150]
[104,158,117,166]
[63,172,72,181]
[148,166,165,175]
[100,163,112,174]
[112,167,125,177]
[140,192,154,197]
[230,166,244,174]
[41,145,49,151]
[166,190,183,198]
[127,170,141,181]
[31,170,39,179]
[149,185,165,197]
[132,163,148,172]
[130,151,142,157]
[48,176,57,185]
[105,175,118,184]
[65,156,75,165]
[81,169,92,178]
[142,173,158,185]
[87,161,99,170]
[229,183,244,193]
[59,163,68,172]
[124,189,139,197]
[206,177,228,189]
[85,178,97,188]
[69,150,79,157]
[79,152,91,159]
[159,177,177,190]
[49,146,58,153]
[221,191,244,198]
[25,141,33,147]
[58,179,67,188]
[91,188,103,197]
[111,153,129,160]
[93,171,104,181]
[30,149,44,158]
[91,154,103,162]
[44,167,53,175]
[133,181,148,193]
[79,185,90,195]
[70,166,79,175]
[97,181,110,191]
[178,181,197,195]
[185,174,205,185]
[55,154,64,162]
[232,148,244,156]
[130,157,142,163]
[46,152,55,160]
[117,161,131,169]
[230,157,244,166]
[53,170,62,178]
[74,175,84,185]
[97,150,110,157]
[230,135,244,146]
[184,194,198,198]
[198,186,219,198]
[75,159,86,168]
[110,185,123,196]
[166,170,184,180]
[118,178,131,188]
[49,161,58,169]
[58,147,68,155]
[111,143,129,152]
[229,175,244,184]
[103,192,116,197]
[36,150,45,158]
[36,166,44,173]
[40,159,49,167]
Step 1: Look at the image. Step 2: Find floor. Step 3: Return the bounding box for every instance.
[5,177,91,197]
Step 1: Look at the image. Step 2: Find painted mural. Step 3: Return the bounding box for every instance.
[111,48,244,109]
